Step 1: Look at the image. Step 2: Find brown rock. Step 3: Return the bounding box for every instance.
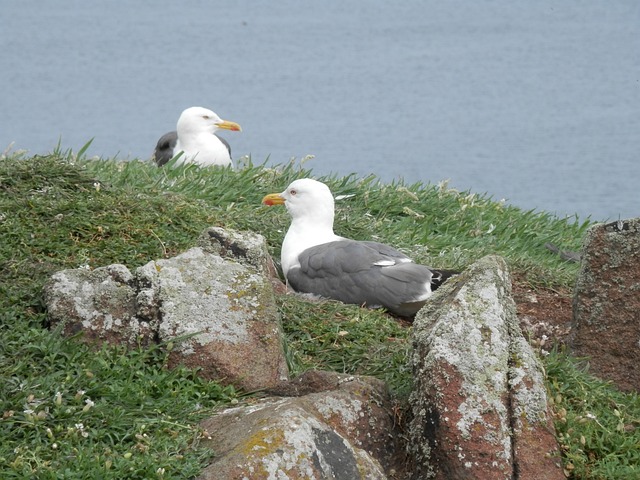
[44,228,289,392]
[198,373,404,480]
[143,247,288,390]
[410,255,563,480]
[570,218,640,392]
[509,333,563,480]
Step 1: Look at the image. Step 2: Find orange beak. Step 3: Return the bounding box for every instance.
[262,193,285,206]
[216,120,242,132]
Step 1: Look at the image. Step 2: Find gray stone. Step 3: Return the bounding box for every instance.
[409,255,562,480]
[144,247,288,389]
[197,373,404,480]
[198,227,271,273]
[199,226,287,295]
[570,218,640,392]
[44,228,289,391]
[44,264,154,346]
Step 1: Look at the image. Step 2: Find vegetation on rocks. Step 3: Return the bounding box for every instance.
[1,147,637,478]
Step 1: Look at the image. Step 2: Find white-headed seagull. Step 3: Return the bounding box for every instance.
[262,178,456,317]
[154,106,241,167]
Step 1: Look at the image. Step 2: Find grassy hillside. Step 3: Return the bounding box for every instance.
[1,150,637,478]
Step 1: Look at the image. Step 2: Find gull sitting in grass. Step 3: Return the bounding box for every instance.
[153,106,241,167]
[262,178,457,317]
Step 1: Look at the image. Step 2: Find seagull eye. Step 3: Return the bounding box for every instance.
[289,189,297,196]
[202,115,210,120]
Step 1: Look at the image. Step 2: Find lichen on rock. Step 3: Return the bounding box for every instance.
[197,372,402,480]
[44,227,289,392]
[409,255,563,480]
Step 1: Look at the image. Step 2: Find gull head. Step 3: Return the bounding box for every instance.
[176,106,241,136]
[262,178,335,225]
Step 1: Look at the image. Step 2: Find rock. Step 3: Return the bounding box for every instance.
[570,218,640,392]
[140,247,288,390]
[199,226,287,295]
[44,264,155,346]
[44,228,289,391]
[197,372,405,480]
[409,255,562,480]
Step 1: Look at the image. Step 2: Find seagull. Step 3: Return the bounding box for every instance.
[262,178,456,317]
[153,106,241,167]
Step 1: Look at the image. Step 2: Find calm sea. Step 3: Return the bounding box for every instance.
[2,0,639,221]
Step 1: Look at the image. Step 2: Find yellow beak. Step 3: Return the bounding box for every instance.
[216,120,242,132]
[262,193,285,206]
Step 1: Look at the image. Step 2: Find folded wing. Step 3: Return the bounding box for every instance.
[287,240,435,316]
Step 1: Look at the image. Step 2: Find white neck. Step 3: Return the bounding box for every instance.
[281,216,340,276]
[174,132,230,166]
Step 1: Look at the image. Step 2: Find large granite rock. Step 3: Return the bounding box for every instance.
[197,372,405,480]
[44,228,289,391]
[409,255,562,480]
[570,218,640,392]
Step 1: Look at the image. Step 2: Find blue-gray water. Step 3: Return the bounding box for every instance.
[2,1,639,221]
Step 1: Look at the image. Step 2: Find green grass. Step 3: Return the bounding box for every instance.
[0,149,636,478]
[279,296,412,396]
[546,351,640,479]
[1,324,236,479]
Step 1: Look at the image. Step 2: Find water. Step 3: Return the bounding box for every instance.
[2,0,639,221]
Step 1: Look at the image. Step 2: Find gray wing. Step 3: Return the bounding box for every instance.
[287,240,434,317]
[357,240,412,262]
[216,134,232,157]
[154,131,177,166]
[361,240,458,290]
